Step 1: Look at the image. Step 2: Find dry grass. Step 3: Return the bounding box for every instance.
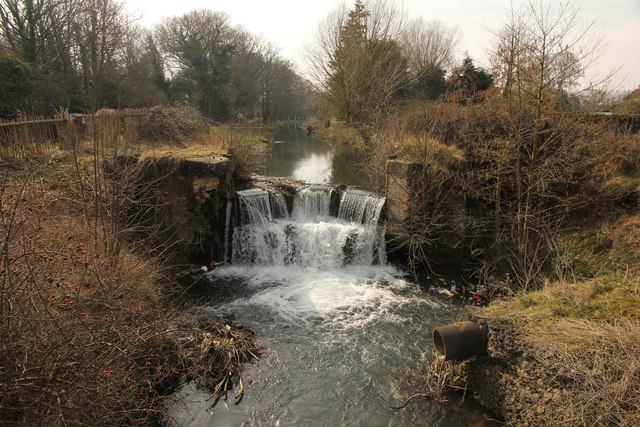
[606,214,640,273]
[140,105,209,145]
[522,320,640,426]
[0,123,257,424]
[472,271,640,425]
[485,276,640,325]
[459,299,640,425]
[0,167,181,424]
[137,140,226,164]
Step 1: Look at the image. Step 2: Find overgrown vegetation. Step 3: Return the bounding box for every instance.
[0,111,258,424]
[311,0,640,293]
[377,102,640,289]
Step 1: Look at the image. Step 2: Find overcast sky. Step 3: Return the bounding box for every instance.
[125,0,640,93]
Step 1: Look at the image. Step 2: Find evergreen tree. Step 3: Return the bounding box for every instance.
[327,1,408,135]
[0,56,33,118]
[447,55,493,101]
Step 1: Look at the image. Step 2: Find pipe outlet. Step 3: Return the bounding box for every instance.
[432,321,487,361]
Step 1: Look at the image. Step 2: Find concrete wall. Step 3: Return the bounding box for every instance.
[385,159,424,223]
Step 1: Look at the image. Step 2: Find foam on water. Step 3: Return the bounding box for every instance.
[210,264,438,329]
[211,186,436,332]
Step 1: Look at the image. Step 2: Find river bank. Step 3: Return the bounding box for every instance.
[0,122,260,424]
[428,209,640,425]
[442,302,640,425]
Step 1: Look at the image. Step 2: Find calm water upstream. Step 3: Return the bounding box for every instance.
[166,126,497,426]
[264,125,370,188]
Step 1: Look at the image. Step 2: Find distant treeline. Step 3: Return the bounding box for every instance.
[0,1,308,122]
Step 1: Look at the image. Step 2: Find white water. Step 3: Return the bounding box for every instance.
[230,187,386,268]
[291,186,331,220]
[223,199,232,262]
[338,188,386,226]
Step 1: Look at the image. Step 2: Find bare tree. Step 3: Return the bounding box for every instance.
[490,0,607,109]
[0,0,78,64]
[73,0,132,111]
[118,26,168,107]
[486,0,612,289]
[400,18,459,79]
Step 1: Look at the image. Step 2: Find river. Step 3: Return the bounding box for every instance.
[166,125,497,426]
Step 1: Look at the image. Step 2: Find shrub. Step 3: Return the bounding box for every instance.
[227,131,269,180]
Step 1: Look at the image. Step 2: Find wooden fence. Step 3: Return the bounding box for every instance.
[0,109,148,162]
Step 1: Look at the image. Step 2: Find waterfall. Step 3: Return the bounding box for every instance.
[229,186,386,268]
[223,199,232,262]
[236,188,273,227]
[338,189,385,225]
[291,186,332,220]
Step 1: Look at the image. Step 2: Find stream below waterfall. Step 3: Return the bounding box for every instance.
[165,126,498,426]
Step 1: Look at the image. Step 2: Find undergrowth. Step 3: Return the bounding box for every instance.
[0,133,257,424]
[140,105,210,145]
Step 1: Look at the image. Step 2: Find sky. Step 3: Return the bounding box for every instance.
[125,0,640,94]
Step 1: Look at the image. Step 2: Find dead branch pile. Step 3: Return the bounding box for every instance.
[178,314,260,404]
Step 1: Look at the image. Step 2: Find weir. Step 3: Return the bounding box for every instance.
[226,186,387,268]
[172,128,498,426]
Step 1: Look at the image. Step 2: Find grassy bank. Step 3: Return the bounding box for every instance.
[425,208,640,425]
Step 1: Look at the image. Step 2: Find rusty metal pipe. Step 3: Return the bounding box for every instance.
[432,321,486,361]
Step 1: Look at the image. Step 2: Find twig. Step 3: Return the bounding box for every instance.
[390,392,438,409]
[234,376,243,400]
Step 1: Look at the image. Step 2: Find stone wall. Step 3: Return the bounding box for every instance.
[181,155,235,202]
[136,154,234,264]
